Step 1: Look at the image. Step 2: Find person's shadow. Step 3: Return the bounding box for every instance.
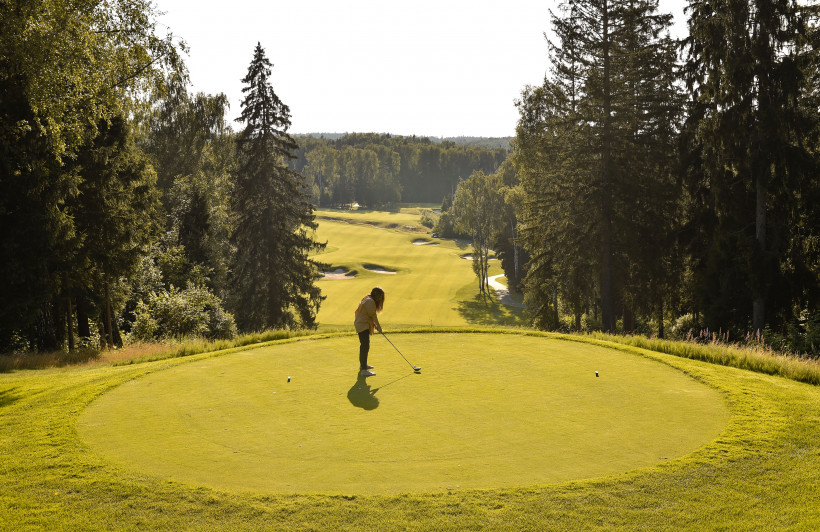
[347,374,379,410]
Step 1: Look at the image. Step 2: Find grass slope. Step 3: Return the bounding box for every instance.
[1,330,819,530]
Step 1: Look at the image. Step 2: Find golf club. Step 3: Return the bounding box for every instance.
[380,331,421,372]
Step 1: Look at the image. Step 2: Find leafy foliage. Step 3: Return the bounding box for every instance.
[132,283,237,341]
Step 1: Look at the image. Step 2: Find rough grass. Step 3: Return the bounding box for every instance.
[584,332,820,386]
[1,329,819,530]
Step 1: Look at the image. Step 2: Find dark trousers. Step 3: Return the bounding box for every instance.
[358,329,370,369]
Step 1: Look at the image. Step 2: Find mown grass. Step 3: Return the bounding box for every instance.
[1,329,819,530]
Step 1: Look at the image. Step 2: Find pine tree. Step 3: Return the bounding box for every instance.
[230,43,326,331]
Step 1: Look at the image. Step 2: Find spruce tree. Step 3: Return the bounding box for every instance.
[515,0,681,333]
[682,0,819,334]
[230,43,325,331]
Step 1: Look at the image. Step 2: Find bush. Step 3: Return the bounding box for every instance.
[133,283,237,341]
[670,313,702,340]
[419,208,438,229]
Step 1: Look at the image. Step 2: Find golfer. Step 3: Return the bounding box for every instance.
[354,287,384,376]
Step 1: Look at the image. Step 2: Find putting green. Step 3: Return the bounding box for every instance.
[77,333,729,495]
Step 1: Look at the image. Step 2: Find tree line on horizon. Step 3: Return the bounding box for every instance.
[290,134,508,207]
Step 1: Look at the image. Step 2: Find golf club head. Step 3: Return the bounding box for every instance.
[413,366,421,372]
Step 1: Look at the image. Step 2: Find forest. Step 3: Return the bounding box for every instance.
[446,0,820,355]
[1,0,818,357]
[290,133,508,207]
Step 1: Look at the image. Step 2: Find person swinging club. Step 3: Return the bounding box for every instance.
[354,287,384,376]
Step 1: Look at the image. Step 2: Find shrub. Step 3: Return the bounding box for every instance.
[418,208,438,229]
[670,313,702,340]
[133,283,237,341]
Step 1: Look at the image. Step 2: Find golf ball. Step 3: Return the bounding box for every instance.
[287,376,291,382]
[595,371,599,377]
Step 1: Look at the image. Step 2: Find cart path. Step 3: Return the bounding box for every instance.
[488,274,527,309]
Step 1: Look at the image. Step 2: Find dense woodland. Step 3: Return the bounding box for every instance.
[1,0,818,356]
[449,0,820,355]
[290,134,508,207]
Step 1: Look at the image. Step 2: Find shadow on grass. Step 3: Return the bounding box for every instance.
[455,291,528,327]
[0,387,20,408]
[0,349,101,372]
[347,374,379,410]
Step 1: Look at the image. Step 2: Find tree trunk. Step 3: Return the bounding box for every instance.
[36,297,58,352]
[76,295,91,340]
[104,281,114,347]
[753,173,766,333]
[66,294,75,351]
[623,306,635,333]
[657,299,665,339]
[599,0,615,333]
[54,296,66,348]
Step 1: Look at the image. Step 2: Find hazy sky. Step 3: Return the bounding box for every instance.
[155,0,688,138]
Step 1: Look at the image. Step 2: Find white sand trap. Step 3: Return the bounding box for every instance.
[462,253,474,260]
[363,264,396,274]
[322,268,355,280]
[413,239,440,246]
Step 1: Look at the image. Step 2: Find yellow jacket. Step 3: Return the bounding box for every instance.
[354,295,380,334]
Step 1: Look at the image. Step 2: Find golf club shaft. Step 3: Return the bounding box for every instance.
[380,331,418,370]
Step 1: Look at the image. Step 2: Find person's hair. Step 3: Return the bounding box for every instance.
[370,287,385,311]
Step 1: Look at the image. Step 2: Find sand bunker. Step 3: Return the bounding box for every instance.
[413,239,440,246]
[322,268,355,280]
[363,264,396,274]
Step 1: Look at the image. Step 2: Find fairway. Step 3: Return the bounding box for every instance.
[77,333,728,494]
[312,209,525,328]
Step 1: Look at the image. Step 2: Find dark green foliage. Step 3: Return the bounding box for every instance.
[68,117,162,347]
[292,133,509,207]
[681,0,820,335]
[132,283,237,341]
[0,0,183,352]
[144,83,235,298]
[515,0,683,334]
[230,43,326,331]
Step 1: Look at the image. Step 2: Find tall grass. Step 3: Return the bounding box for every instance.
[0,328,350,372]
[110,328,350,366]
[583,331,820,386]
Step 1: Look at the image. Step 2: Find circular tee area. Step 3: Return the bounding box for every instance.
[78,333,729,495]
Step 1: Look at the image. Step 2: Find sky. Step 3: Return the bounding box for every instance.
[155,0,688,138]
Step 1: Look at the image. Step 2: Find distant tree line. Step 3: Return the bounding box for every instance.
[290,134,509,207]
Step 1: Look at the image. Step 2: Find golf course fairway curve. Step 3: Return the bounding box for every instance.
[77,333,729,495]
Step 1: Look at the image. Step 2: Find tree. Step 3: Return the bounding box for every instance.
[682,0,820,334]
[0,0,183,350]
[230,43,326,331]
[144,83,236,298]
[515,0,681,333]
[69,117,161,348]
[452,170,505,295]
